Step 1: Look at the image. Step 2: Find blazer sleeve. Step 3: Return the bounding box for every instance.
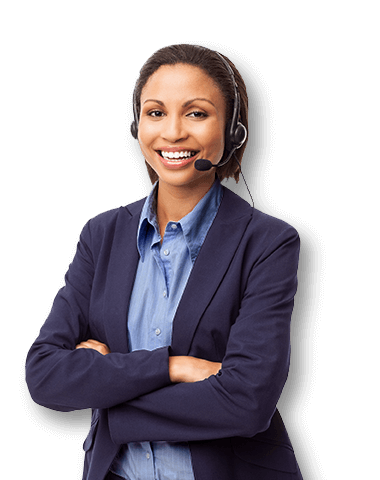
[25,219,171,412]
[108,225,300,443]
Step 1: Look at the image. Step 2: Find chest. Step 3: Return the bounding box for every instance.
[127,227,193,351]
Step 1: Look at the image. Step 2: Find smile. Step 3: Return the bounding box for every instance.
[159,150,199,161]
[156,149,200,169]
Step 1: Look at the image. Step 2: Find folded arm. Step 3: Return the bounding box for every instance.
[25,221,171,411]
[108,226,300,443]
[74,341,221,383]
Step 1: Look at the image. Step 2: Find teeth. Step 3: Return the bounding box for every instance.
[161,150,196,160]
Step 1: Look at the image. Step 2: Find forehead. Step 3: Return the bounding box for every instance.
[141,64,225,107]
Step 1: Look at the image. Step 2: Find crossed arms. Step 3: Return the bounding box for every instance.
[76,339,221,383]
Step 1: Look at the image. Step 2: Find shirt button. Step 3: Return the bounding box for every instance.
[163,249,170,256]
[171,224,177,230]
[163,290,167,297]
[155,328,161,336]
[146,453,150,459]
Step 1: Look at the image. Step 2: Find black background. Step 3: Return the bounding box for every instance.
[14,24,333,480]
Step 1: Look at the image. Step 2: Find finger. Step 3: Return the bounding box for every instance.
[86,339,106,348]
[75,340,99,349]
[76,339,100,348]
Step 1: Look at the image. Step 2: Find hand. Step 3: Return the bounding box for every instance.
[75,339,110,355]
[169,356,222,383]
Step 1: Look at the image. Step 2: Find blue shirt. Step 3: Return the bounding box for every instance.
[110,178,223,480]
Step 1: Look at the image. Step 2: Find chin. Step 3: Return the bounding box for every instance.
[157,169,215,190]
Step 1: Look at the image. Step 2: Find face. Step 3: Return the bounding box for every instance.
[138,64,226,190]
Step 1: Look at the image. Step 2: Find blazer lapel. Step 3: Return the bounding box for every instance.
[171,188,253,355]
[103,200,144,354]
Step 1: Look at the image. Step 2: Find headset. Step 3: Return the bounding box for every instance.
[130,50,247,167]
[215,52,247,165]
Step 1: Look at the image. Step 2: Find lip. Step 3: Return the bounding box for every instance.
[157,146,196,153]
[155,148,200,169]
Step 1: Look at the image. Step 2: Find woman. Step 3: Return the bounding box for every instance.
[26,44,303,480]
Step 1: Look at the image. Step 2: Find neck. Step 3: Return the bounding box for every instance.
[156,177,215,238]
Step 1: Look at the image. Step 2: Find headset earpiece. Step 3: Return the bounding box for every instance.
[232,122,247,149]
[130,120,138,140]
[216,52,247,158]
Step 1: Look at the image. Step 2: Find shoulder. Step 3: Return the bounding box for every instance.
[250,209,299,241]
[222,186,298,236]
[87,198,145,229]
[79,198,146,248]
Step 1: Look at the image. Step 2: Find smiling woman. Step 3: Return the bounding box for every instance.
[137,64,226,226]
[26,44,303,480]
[130,45,249,183]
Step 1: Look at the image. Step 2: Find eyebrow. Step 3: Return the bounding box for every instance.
[142,98,215,108]
[182,98,215,108]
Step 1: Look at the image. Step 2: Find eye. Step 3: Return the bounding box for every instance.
[147,109,165,118]
[187,110,208,119]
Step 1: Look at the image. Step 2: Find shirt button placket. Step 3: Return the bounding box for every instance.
[145,448,154,479]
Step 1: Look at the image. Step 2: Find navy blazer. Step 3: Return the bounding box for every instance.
[26,186,303,480]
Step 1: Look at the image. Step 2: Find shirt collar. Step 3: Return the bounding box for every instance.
[137,178,223,263]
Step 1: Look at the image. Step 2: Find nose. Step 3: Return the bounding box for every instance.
[161,114,188,143]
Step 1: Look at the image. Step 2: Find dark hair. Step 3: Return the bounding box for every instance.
[133,44,249,183]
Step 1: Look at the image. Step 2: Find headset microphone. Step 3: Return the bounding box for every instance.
[194,159,219,171]
[194,143,238,171]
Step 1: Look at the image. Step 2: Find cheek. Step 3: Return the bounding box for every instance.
[203,126,225,158]
[137,123,158,160]
[138,120,154,146]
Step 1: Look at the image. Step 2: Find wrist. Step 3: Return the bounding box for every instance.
[169,356,183,383]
